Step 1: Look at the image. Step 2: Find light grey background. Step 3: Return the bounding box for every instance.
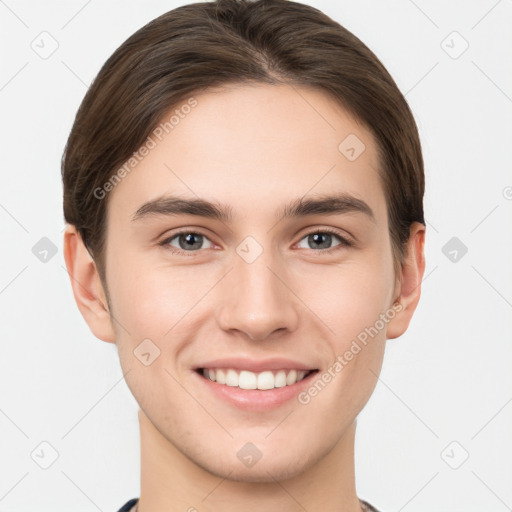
[1,0,511,511]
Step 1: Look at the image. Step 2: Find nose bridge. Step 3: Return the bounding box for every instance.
[216,237,299,340]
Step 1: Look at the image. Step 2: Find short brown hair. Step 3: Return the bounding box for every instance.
[62,0,425,285]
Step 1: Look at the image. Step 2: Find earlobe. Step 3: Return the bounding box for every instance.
[63,225,116,343]
[386,222,426,340]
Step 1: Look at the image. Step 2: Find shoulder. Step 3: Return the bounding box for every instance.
[117,497,379,512]
[116,497,139,512]
[360,499,382,512]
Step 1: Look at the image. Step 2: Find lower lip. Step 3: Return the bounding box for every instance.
[194,370,319,412]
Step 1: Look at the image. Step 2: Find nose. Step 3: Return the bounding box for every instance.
[216,247,300,342]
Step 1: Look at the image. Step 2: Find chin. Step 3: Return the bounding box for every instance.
[196,448,317,484]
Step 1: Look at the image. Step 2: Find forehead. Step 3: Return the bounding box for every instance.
[107,83,387,226]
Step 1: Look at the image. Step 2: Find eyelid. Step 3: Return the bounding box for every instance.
[158,226,355,255]
[158,228,216,255]
[296,227,354,247]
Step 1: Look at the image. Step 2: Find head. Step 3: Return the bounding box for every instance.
[63,0,425,483]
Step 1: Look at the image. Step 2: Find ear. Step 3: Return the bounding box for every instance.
[386,222,426,339]
[63,225,116,343]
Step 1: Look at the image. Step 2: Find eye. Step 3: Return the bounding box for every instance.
[159,228,353,256]
[296,229,353,251]
[160,231,214,253]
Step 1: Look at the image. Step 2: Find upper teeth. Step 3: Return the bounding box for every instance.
[202,368,310,390]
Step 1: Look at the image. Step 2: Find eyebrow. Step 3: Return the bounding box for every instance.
[131,193,376,224]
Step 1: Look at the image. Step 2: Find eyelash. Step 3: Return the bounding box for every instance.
[158,228,354,256]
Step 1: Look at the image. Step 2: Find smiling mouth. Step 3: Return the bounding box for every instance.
[195,368,319,390]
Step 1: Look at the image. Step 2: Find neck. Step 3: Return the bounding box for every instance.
[137,409,362,512]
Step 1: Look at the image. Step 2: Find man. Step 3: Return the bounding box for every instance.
[62,1,426,510]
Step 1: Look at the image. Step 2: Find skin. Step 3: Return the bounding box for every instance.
[64,83,425,512]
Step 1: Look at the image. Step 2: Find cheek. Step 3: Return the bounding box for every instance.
[297,266,391,424]
[304,258,395,344]
[108,231,395,351]
[108,254,204,340]
[109,260,199,410]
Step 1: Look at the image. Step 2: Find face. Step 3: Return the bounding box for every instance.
[102,83,401,482]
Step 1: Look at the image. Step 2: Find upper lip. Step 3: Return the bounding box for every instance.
[194,357,318,373]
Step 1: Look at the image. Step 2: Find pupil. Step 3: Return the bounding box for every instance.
[310,233,330,249]
[176,233,333,251]
[180,233,201,250]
